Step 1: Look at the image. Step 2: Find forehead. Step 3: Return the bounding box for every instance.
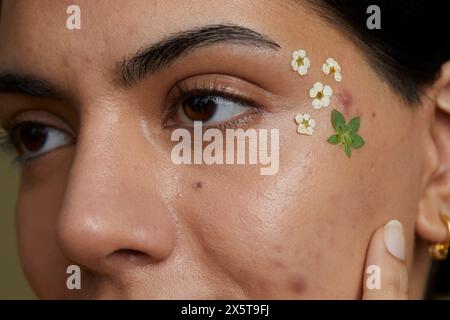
[0,0,313,71]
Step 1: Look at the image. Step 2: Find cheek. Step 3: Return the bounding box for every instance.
[176,167,302,297]
[16,154,72,298]
[178,148,371,298]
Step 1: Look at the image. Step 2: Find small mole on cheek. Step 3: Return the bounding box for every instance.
[193,181,203,190]
[288,276,307,295]
[372,112,376,118]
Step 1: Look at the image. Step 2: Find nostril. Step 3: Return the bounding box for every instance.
[108,249,154,266]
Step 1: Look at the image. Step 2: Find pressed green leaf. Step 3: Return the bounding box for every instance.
[329,109,365,158]
[343,134,351,145]
[344,143,352,158]
[348,117,361,133]
[350,134,365,149]
[332,109,346,132]
[327,134,340,144]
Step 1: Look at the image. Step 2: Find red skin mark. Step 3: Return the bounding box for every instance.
[335,89,364,118]
[336,89,352,114]
[271,259,285,269]
[289,276,307,295]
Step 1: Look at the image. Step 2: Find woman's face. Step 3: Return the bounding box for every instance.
[0,0,434,299]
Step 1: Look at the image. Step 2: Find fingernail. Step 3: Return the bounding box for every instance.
[384,220,405,261]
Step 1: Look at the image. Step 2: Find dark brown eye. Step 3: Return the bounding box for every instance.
[182,96,218,121]
[172,92,253,128]
[13,123,48,155]
[9,122,72,160]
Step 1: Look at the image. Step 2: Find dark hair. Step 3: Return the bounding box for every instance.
[308,0,450,105]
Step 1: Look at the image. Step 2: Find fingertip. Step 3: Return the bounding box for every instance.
[362,219,409,300]
[383,220,406,261]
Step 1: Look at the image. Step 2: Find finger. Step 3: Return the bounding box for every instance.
[362,219,408,300]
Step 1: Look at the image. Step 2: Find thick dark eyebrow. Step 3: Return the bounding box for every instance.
[0,25,280,96]
[118,24,281,87]
[0,73,61,98]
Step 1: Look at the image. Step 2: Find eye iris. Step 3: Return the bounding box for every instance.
[15,124,48,154]
[182,96,217,121]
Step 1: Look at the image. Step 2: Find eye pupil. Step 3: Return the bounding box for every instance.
[15,124,48,154]
[183,96,217,121]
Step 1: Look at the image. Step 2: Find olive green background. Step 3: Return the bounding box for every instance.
[0,155,34,299]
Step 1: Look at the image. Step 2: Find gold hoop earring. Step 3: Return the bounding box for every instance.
[429,212,450,260]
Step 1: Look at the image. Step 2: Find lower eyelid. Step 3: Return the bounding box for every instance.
[203,107,262,130]
[13,143,74,168]
[16,141,75,167]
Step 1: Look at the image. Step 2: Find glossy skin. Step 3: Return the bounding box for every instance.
[0,0,449,299]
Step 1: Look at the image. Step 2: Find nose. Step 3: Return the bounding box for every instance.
[57,114,176,274]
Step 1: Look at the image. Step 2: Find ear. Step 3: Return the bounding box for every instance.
[416,61,450,244]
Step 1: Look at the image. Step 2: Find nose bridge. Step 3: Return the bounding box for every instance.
[57,110,176,273]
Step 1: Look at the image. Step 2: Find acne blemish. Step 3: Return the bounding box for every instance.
[336,89,352,111]
[269,256,285,269]
[288,276,307,295]
[272,260,285,269]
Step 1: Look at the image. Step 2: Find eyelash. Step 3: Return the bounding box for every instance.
[0,82,263,164]
[0,128,13,152]
[165,82,262,130]
[0,121,27,166]
[0,120,73,166]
